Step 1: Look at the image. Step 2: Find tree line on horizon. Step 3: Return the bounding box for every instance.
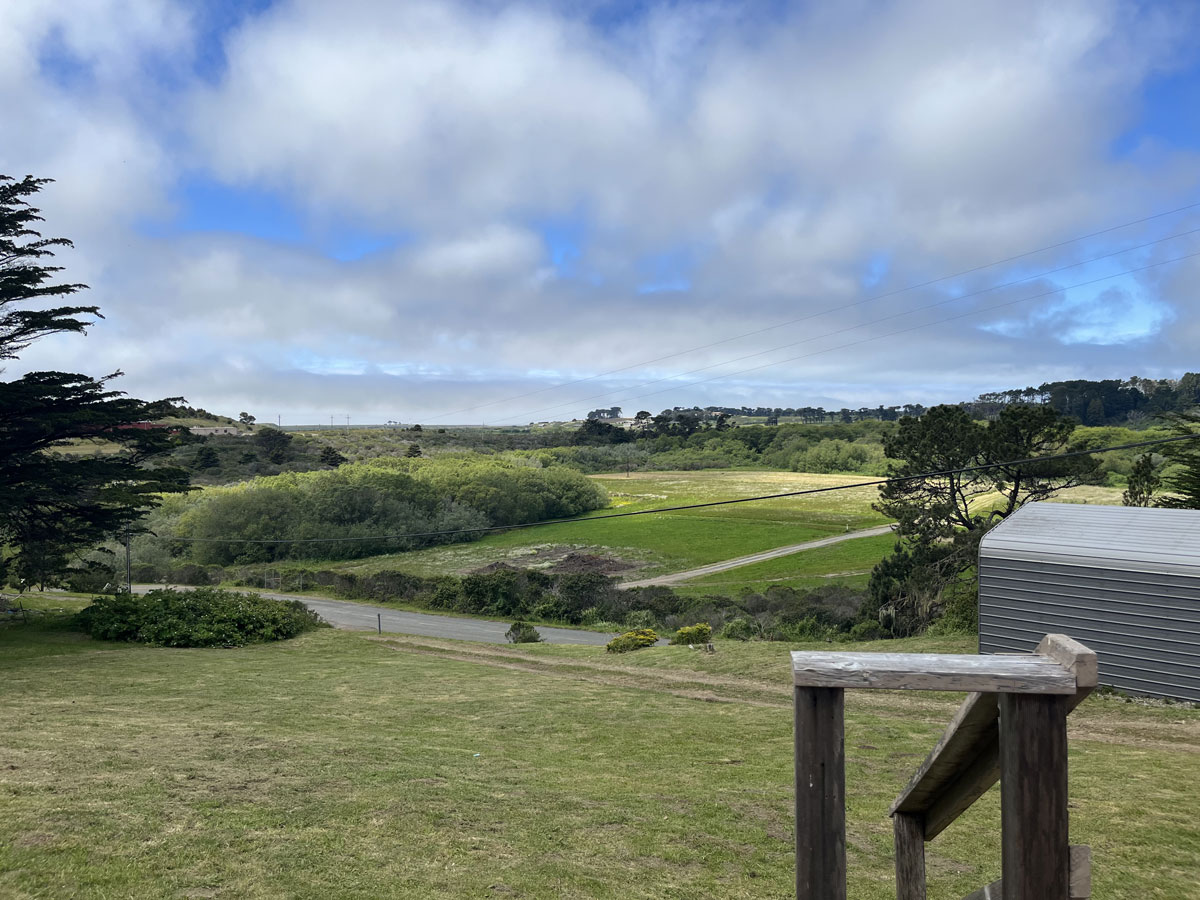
[582,373,1198,430]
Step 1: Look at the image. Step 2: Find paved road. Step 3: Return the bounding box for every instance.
[131,526,891,641]
[620,524,895,588]
[132,585,614,646]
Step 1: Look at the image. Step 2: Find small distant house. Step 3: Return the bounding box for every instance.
[189,425,244,436]
[978,503,1200,701]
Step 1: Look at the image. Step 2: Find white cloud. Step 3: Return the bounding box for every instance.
[3,0,1200,422]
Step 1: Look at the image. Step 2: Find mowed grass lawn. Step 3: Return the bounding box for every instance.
[317,470,892,579]
[3,618,1198,899]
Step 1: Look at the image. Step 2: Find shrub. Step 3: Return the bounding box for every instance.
[926,575,979,636]
[670,623,712,645]
[428,582,462,609]
[605,628,659,653]
[505,621,543,644]
[75,587,327,648]
[772,615,834,642]
[719,617,759,641]
[63,561,119,594]
[848,620,885,642]
[624,608,657,629]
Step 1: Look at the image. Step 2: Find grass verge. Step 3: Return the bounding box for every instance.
[2,622,1196,899]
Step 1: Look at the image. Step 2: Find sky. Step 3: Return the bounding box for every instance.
[3,0,1200,425]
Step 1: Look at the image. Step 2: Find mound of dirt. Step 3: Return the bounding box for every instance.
[470,562,523,575]
[546,553,635,575]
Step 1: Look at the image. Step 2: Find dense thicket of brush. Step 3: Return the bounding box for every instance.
[140,457,607,566]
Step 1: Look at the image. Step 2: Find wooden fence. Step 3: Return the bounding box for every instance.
[792,634,1097,899]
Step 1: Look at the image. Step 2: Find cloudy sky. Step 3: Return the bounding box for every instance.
[4,0,1200,425]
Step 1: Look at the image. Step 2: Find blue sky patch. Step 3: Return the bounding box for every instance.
[139,175,404,261]
[980,266,1174,346]
[37,27,93,91]
[1113,59,1200,155]
[861,252,890,289]
[636,244,699,294]
[191,0,278,82]
[537,215,588,277]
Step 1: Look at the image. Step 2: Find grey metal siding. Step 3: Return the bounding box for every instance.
[978,504,1200,702]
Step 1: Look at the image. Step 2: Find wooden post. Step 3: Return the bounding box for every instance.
[999,693,1070,899]
[892,812,926,900]
[794,686,845,900]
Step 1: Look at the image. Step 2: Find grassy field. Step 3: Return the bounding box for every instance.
[671,531,898,595]
[2,617,1197,899]
[307,470,891,580]
[241,469,1124,597]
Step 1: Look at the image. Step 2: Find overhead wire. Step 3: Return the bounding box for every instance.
[149,434,1196,545]
[423,199,1200,424]
[496,232,1200,422]
[494,241,1200,422]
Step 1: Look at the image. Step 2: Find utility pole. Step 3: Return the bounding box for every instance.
[124,531,132,593]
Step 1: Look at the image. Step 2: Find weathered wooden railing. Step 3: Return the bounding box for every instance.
[792,634,1097,900]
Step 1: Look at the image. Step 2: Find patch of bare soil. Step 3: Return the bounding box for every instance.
[471,562,524,575]
[545,552,636,575]
[469,548,641,576]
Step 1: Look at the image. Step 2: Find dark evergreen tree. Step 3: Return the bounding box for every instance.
[1154,412,1200,509]
[868,404,1097,632]
[194,444,220,469]
[0,175,190,584]
[253,427,293,463]
[572,417,633,444]
[1122,452,1161,507]
[318,445,347,467]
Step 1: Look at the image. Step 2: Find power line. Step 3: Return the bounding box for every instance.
[499,232,1200,423]
[425,199,1200,423]
[499,241,1200,422]
[150,434,1196,545]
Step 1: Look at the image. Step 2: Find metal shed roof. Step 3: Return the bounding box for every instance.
[981,502,1200,578]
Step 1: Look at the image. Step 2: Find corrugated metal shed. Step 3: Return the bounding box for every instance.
[978,502,1200,702]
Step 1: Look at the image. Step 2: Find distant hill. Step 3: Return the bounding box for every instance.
[152,404,242,430]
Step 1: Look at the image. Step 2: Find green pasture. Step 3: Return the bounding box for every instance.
[2,620,1196,899]
[670,531,899,596]
[242,468,1123,593]
[319,470,891,579]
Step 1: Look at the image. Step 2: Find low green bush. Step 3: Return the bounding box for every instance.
[624,608,657,629]
[505,621,543,643]
[75,588,327,648]
[605,628,659,653]
[670,623,712,645]
[63,561,119,594]
[848,620,885,641]
[772,615,833,642]
[719,617,759,641]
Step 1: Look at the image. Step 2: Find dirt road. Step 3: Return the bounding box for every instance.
[619,523,894,588]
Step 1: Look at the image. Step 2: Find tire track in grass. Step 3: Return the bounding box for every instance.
[370,635,1200,753]
[372,636,789,707]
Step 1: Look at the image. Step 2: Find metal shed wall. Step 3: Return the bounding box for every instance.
[978,503,1200,702]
